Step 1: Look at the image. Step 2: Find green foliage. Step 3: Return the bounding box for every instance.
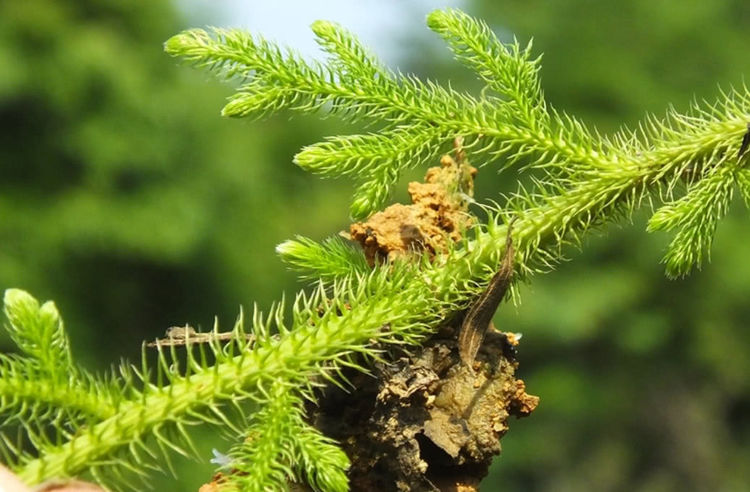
[3,289,72,376]
[276,236,370,282]
[165,19,490,219]
[2,6,750,491]
[427,9,547,131]
[222,382,348,492]
[467,4,750,490]
[2,266,432,488]
[648,164,736,277]
[166,8,749,278]
[0,290,120,468]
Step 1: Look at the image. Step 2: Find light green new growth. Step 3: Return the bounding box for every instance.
[2,8,749,491]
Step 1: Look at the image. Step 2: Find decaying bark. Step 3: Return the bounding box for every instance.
[349,141,477,266]
[309,324,538,491]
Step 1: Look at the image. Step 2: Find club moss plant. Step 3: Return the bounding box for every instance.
[2,8,749,491]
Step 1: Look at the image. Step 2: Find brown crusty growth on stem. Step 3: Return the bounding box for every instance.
[349,138,477,265]
[309,325,538,491]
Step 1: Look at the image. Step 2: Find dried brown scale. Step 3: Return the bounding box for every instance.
[457,219,515,367]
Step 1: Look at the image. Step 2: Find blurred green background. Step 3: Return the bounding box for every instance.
[1,1,749,490]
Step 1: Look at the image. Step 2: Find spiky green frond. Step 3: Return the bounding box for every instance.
[165,19,568,218]
[648,165,735,277]
[310,20,385,83]
[3,289,73,377]
[426,8,547,130]
[276,235,369,281]
[295,125,450,216]
[0,356,115,424]
[485,87,749,277]
[163,26,472,127]
[291,420,350,492]
[294,125,445,179]
[166,26,487,218]
[1,290,122,464]
[223,384,299,491]
[221,382,348,492]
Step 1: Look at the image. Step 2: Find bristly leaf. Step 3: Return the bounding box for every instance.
[221,383,349,492]
[276,235,369,281]
[426,8,547,130]
[310,20,385,81]
[647,166,735,277]
[3,289,73,377]
[294,125,445,179]
[294,125,448,217]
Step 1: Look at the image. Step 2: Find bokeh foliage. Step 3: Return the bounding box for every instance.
[1,1,749,491]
